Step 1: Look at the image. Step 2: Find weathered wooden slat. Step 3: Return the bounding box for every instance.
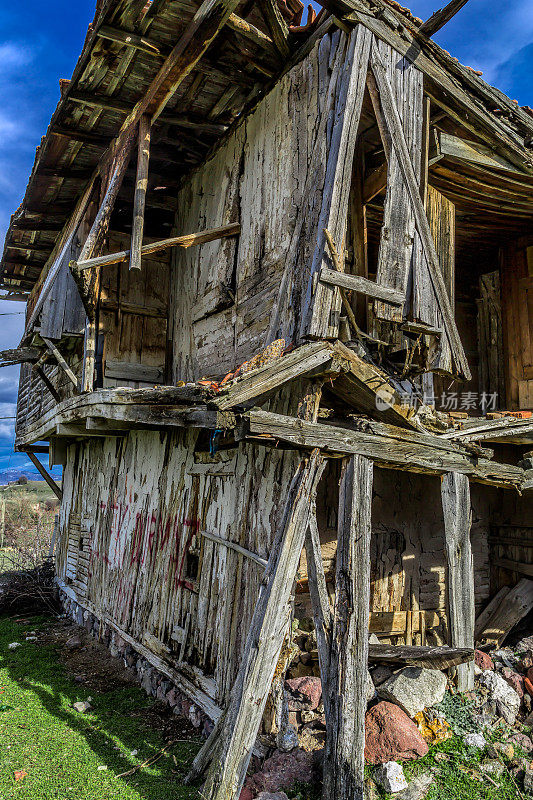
[418,0,471,38]
[97,24,164,55]
[241,409,527,489]
[369,42,471,380]
[193,451,326,799]
[305,509,333,723]
[303,26,372,340]
[369,643,473,668]
[319,267,404,305]
[372,40,423,322]
[474,587,511,641]
[323,455,372,800]
[200,530,268,569]
[72,223,240,271]
[441,471,474,691]
[214,341,336,411]
[226,13,276,53]
[130,114,151,271]
[257,0,290,58]
[438,131,520,173]
[477,579,533,648]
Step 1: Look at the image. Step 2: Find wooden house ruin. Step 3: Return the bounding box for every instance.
[2,0,533,796]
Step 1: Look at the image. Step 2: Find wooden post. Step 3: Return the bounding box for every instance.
[130,114,151,271]
[323,455,373,800]
[189,450,326,799]
[441,471,475,692]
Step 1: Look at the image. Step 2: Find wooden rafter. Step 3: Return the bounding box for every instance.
[419,0,471,38]
[258,0,290,58]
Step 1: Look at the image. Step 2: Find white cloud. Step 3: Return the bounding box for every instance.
[0,42,33,74]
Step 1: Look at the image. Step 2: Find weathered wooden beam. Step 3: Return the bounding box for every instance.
[303,26,372,340]
[305,510,333,723]
[441,472,475,691]
[213,341,336,411]
[241,409,527,489]
[23,450,62,500]
[257,0,290,58]
[72,223,240,271]
[0,346,40,366]
[200,530,267,569]
[369,43,471,380]
[437,131,521,173]
[41,337,79,390]
[130,114,151,271]
[319,267,404,305]
[192,451,326,799]
[35,366,61,403]
[96,24,164,55]
[323,455,372,800]
[369,643,473,668]
[226,13,276,53]
[418,0,470,38]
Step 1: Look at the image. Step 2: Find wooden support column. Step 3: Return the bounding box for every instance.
[23,450,62,500]
[188,450,326,799]
[323,455,373,800]
[441,471,475,692]
[130,114,151,271]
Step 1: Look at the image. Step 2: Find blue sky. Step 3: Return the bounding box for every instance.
[0,0,532,475]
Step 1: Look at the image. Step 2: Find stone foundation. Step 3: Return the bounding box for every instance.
[59,590,214,739]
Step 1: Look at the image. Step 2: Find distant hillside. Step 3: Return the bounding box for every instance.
[0,467,62,487]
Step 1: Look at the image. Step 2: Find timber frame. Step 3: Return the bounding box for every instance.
[2,2,533,799]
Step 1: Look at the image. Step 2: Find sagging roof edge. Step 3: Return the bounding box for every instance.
[2,0,533,298]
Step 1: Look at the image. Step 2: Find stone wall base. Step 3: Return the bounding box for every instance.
[59,589,214,739]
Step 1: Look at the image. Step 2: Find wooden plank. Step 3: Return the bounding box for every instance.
[477,578,533,647]
[419,0,471,38]
[303,25,372,340]
[191,451,326,799]
[97,24,164,55]
[23,450,62,499]
[242,409,527,489]
[214,341,335,411]
[474,587,511,641]
[200,530,268,569]
[369,643,473,668]
[226,13,275,53]
[41,337,79,389]
[369,42,471,380]
[257,0,290,58]
[130,114,151,271]
[323,455,372,800]
[438,132,520,174]
[319,267,404,305]
[305,510,333,723]
[72,223,240,270]
[373,41,423,322]
[492,558,533,579]
[441,471,474,691]
[104,360,164,384]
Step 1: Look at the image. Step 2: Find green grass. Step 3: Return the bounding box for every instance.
[0,615,201,799]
